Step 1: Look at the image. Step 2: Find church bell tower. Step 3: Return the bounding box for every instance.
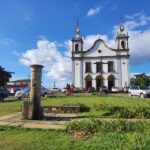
[116,17,130,89]
[116,17,129,51]
[72,19,83,53]
[71,19,84,89]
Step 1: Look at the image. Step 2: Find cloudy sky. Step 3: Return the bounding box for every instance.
[0,0,150,88]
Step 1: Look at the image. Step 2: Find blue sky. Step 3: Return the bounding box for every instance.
[0,0,150,88]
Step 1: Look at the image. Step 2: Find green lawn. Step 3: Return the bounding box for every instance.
[42,95,150,118]
[0,125,150,150]
[42,95,150,107]
[0,95,150,118]
[0,101,21,116]
[0,95,150,150]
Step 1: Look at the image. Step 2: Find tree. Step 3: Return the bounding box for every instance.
[0,66,12,87]
[131,73,150,87]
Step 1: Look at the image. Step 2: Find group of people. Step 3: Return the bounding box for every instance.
[66,83,75,94]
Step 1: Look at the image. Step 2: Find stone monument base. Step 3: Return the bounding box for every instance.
[22,101,43,120]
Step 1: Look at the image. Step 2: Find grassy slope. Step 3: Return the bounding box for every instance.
[42,95,150,107]
[0,126,149,150]
[0,101,21,116]
[0,95,150,117]
[0,96,150,149]
[42,95,150,118]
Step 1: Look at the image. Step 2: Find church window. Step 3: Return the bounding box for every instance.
[121,41,125,49]
[108,61,114,72]
[75,44,79,52]
[96,62,102,72]
[85,62,92,73]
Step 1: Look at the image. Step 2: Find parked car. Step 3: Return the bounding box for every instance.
[0,88,9,98]
[73,87,81,93]
[123,86,129,93]
[87,87,95,93]
[49,88,61,93]
[128,85,150,98]
[61,87,67,93]
[15,87,30,99]
[15,86,48,99]
[99,86,108,93]
[111,87,120,93]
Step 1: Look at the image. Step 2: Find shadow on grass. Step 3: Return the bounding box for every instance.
[44,116,75,121]
[79,104,90,112]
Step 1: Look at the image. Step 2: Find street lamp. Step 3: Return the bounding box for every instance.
[98,50,108,94]
[54,81,57,88]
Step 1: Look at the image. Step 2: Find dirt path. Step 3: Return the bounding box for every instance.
[0,113,150,130]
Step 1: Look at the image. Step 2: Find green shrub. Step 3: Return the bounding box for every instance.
[93,104,150,119]
[66,119,149,134]
[79,104,90,112]
[66,118,99,133]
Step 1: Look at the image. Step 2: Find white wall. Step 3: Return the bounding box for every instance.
[73,39,130,90]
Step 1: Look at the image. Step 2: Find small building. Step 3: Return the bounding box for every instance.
[71,19,130,91]
[7,79,30,93]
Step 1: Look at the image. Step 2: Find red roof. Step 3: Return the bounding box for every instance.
[10,79,30,83]
[6,84,29,88]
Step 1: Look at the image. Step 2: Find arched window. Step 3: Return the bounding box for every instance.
[121,41,125,49]
[75,44,79,52]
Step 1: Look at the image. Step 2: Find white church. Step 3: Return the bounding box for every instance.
[71,19,130,91]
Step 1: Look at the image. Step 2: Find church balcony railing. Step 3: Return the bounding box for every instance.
[96,70,104,73]
[85,70,92,73]
[108,69,116,73]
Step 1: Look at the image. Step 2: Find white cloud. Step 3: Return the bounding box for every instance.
[13,51,20,57]
[0,37,15,46]
[87,7,102,17]
[130,72,150,78]
[124,13,150,30]
[20,39,72,87]
[110,5,117,11]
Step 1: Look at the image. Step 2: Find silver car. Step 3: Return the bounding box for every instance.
[128,85,150,98]
[49,88,61,93]
[15,86,48,99]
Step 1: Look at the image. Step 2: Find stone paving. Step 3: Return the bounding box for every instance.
[0,112,150,130]
[0,113,77,130]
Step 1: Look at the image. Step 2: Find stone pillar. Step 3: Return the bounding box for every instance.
[30,64,44,120]
[22,64,44,120]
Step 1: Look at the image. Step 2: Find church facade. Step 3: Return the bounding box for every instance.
[71,20,130,91]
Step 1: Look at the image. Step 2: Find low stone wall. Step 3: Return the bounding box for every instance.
[42,106,80,113]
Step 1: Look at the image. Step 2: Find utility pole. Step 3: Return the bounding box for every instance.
[54,81,57,88]
[98,50,108,94]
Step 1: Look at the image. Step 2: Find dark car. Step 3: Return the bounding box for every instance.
[99,86,108,93]
[0,88,9,99]
[87,87,95,93]
[73,87,81,93]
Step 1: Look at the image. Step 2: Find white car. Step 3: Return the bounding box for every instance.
[111,87,119,93]
[15,86,48,99]
[49,88,61,93]
[128,85,150,98]
[15,87,30,99]
[61,87,67,93]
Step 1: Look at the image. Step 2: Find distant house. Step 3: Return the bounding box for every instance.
[6,79,30,93]
[72,19,130,91]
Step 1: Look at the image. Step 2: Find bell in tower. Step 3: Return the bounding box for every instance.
[116,16,129,50]
[71,19,83,52]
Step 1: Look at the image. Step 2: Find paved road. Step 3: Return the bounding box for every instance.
[4,96,19,102]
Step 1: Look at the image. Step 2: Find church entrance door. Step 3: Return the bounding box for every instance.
[85,75,92,90]
[96,76,103,91]
[108,75,115,91]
